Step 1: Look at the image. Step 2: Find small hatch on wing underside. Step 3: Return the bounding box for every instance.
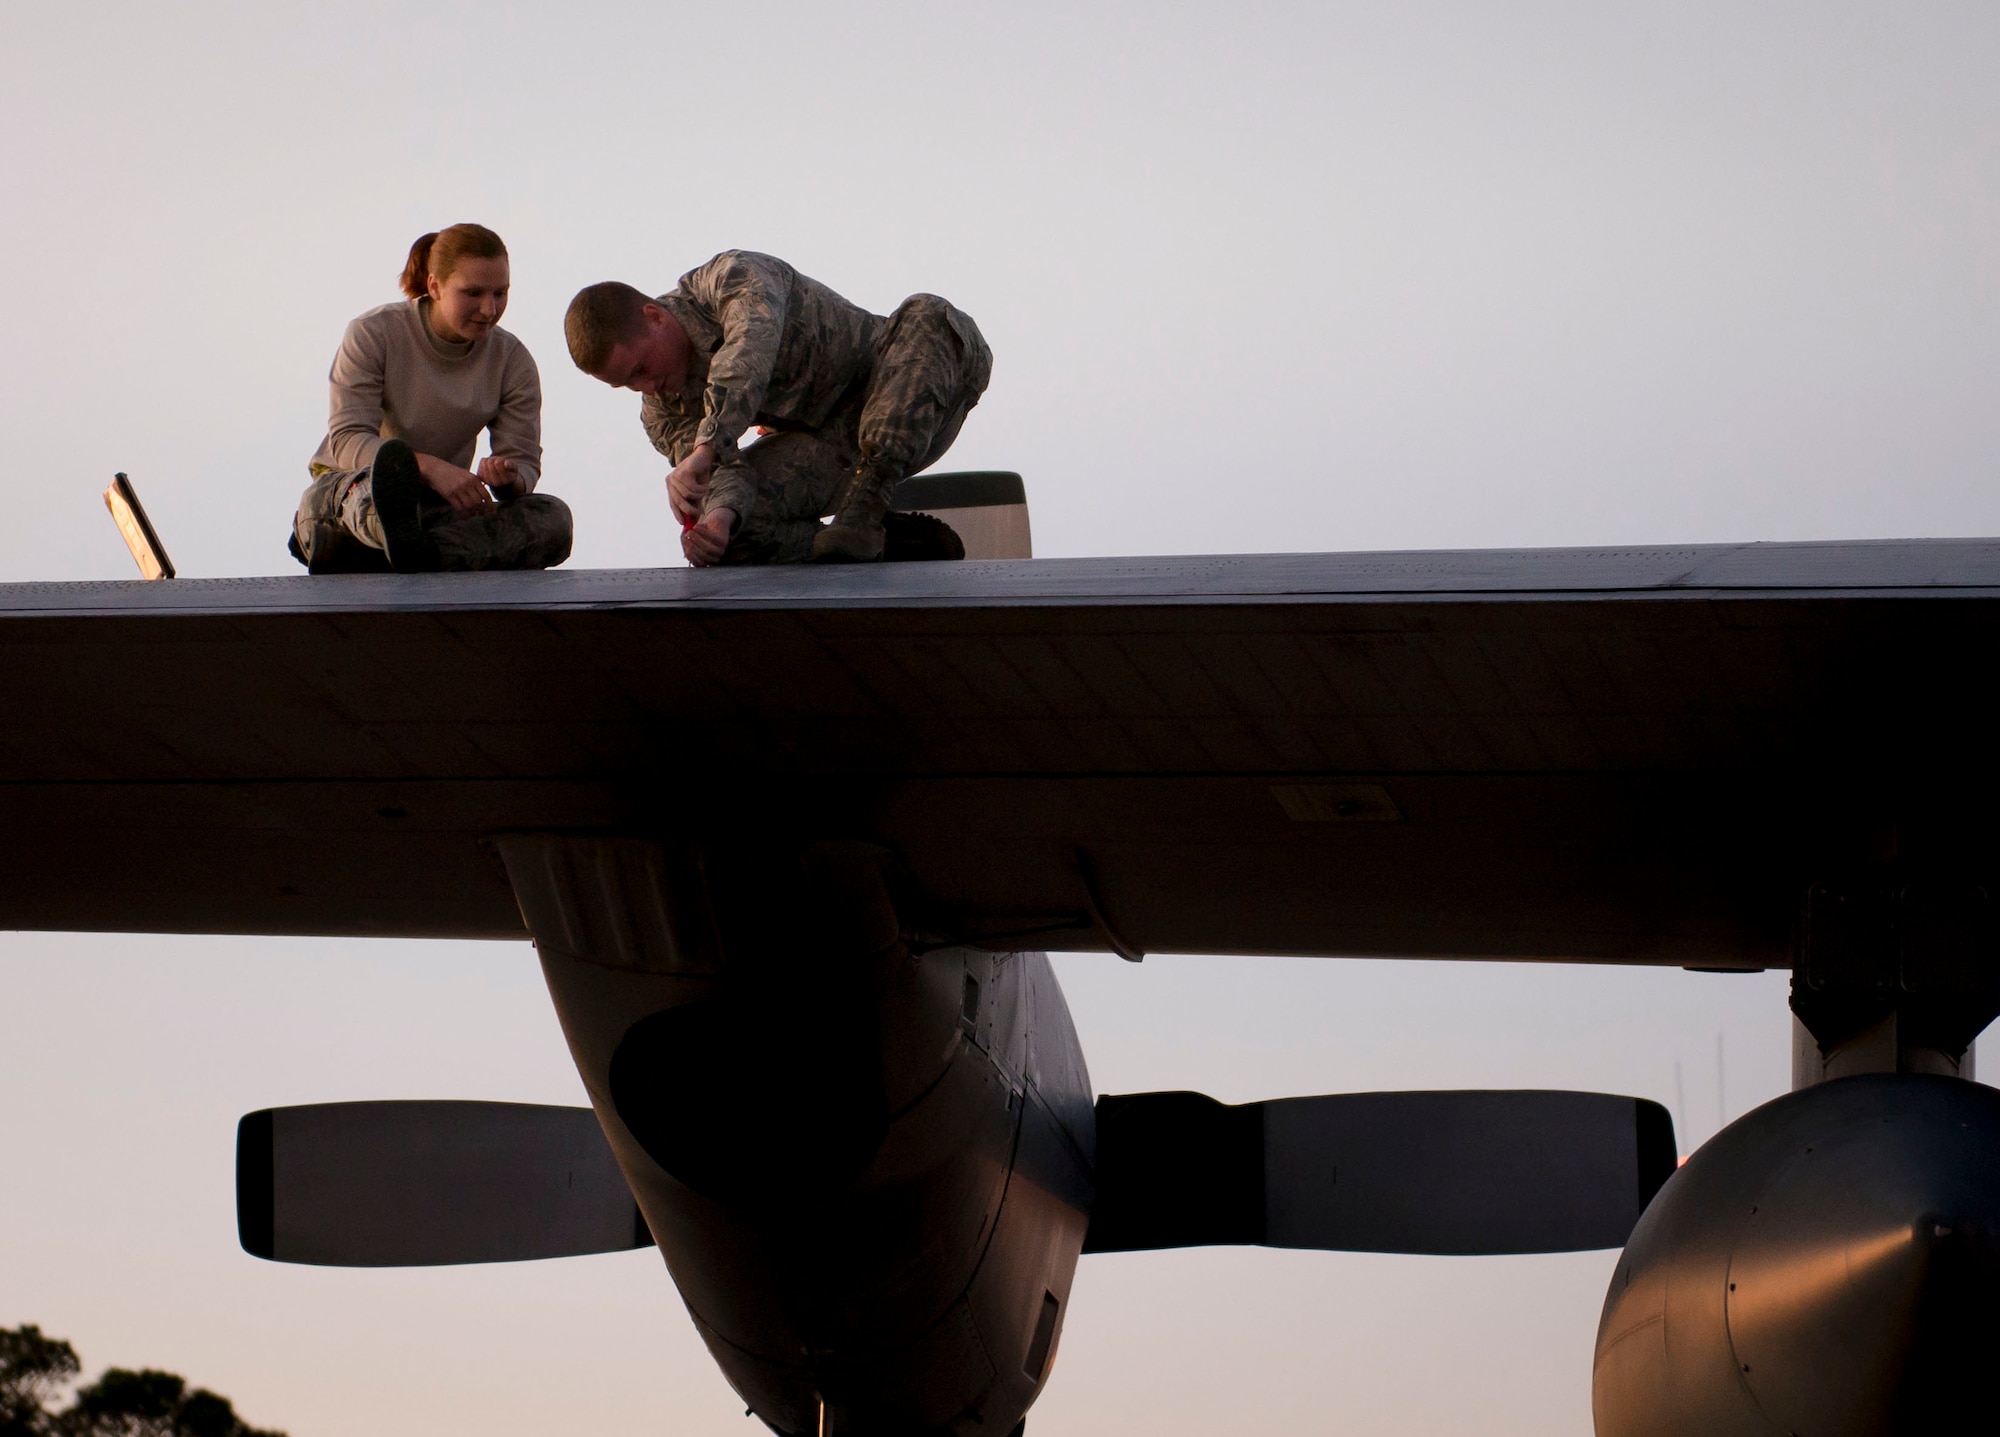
[961,972,981,1027]
[1025,1291,1060,1381]
[1269,783,1403,823]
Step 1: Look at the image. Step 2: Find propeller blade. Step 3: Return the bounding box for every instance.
[1084,1089,1676,1256]
[237,1100,650,1267]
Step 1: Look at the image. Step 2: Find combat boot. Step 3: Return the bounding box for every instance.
[881,510,965,562]
[370,440,442,573]
[811,466,897,563]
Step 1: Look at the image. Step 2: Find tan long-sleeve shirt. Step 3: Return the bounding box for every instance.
[310,298,543,489]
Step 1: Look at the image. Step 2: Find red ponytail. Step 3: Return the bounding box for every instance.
[399,232,439,299]
[398,224,507,300]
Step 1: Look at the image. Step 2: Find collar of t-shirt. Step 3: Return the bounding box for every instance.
[415,297,476,362]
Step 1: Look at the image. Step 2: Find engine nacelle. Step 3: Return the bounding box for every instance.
[1593,1073,2000,1437]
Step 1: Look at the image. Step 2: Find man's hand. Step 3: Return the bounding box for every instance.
[415,453,495,515]
[478,455,525,498]
[681,506,736,567]
[666,443,718,525]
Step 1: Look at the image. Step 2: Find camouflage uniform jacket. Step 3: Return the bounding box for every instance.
[640,251,884,518]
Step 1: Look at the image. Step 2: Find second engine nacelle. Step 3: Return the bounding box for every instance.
[1593,1073,2000,1437]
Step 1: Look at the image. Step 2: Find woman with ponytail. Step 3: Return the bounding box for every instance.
[291,223,571,572]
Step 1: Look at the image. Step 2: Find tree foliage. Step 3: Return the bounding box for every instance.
[1,1327,80,1437]
[0,1328,282,1437]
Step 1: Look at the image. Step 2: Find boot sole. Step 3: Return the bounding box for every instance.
[810,525,885,563]
[881,511,965,562]
[371,442,440,573]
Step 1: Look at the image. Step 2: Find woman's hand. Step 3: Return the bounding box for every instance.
[682,506,735,567]
[666,443,717,525]
[478,455,525,498]
[415,452,495,515]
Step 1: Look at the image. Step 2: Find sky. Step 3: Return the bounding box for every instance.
[1,2,1997,1434]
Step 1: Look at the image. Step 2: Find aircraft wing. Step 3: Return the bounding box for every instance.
[5,540,1997,966]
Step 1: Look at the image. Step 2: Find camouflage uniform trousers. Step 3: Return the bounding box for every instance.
[710,294,993,565]
[292,462,573,573]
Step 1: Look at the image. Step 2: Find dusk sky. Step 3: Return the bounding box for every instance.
[4,4,1998,1434]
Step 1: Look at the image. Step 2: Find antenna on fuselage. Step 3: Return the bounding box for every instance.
[103,472,176,579]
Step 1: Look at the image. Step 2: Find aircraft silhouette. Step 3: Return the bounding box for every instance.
[6,478,1995,1435]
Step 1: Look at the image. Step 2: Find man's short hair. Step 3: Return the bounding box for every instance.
[564,282,654,373]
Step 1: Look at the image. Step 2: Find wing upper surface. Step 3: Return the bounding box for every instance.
[4,542,1997,963]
